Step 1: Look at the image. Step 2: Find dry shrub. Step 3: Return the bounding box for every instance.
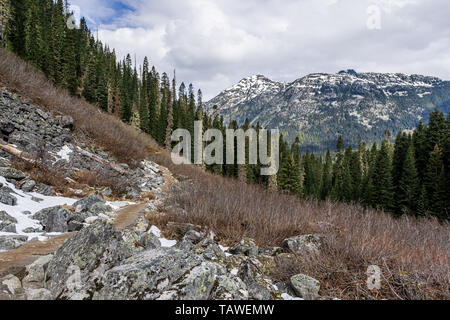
[163,172,450,300]
[73,170,130,197]
[0,49,160,165]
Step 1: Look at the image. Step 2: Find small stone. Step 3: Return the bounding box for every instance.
[1,274,24,296]
[229,238,259,256]
[0,187,17,206]
[32,206,72,233]
[290,274,320,300]
[21,180,36,192]
[0,211,17,223]
[34,184,53,196]
[282,234,324,255]
[0,167,27,180]
[60,116,74,130]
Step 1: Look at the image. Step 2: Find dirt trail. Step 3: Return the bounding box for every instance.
[0,203,148,279]
[0,164,175,280]
[0,233,74,278]
[114,202,148,230]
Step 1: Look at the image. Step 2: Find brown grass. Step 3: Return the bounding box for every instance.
[0,48,159,165]
[161,172,450,300]
[72,170,130,197]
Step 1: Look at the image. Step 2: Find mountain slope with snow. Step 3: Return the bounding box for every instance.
[206,70,450,151]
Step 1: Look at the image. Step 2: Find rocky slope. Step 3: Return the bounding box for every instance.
[0,88,324,300]
[206,70,450,151]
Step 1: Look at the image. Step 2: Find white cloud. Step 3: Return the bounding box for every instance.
[70,0,450,100]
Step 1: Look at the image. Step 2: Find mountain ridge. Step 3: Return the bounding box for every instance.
[206,70,450,151]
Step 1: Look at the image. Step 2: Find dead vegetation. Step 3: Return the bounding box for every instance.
[161,172,450,300]
[0,48,159,165]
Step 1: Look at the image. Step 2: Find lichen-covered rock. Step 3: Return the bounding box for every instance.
[0,167,27,180]
[0,186,17,206]
[34,184,54,196]
[0,211,17,224]
[229,238,259,256]
[32,206,72,233]
[210,275,249,300]
[290,274,320,300]
[46,220,133,299]
[0,221,16,233]
[21,180,36,192]
[72,194,107,215]
[22,255,53,290]
[93,247,203,300]
[282,234,324,255]
[0,211,17,232]
[0,235,28,250]
[238,261,272,300]
[67,220,84,232]
[1,274,24,297]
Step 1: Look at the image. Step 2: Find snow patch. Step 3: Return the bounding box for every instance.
[281,293,303,300]
[149,225,177,248]
[55,145,73,162]
[0,176,78,240]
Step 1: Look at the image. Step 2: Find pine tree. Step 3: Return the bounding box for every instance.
[8,0,27,56]
[321,150,333,199]
[424,144,443,216]
[278,154,301,195]
[413,121,428,183]
[0,0,11,47]
[372,139,394,211]
[397,143,419,216]
[392,132,411,212]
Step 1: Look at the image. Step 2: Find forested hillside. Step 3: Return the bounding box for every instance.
[1,0,212,148]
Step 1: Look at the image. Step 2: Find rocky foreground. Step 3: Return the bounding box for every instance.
[1,216,323,300]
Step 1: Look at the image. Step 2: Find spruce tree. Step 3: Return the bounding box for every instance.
[397,143,419,216]
[372,139,394,211]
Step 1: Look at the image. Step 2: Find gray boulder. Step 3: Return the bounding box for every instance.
[21,180,36,192]
[22,255,53,290]
[282,234,324,255]
[0,167,27,180]
[46,220,133,298]
[32,206,72,232]
[26,288,53,300]
[0,211,17,223]
[72,194,107,215]
[0,235,28,250]
[229,238,259,256]
[0,187,17,206]
[1,274,24,297]
[0,221,16,233]
[34,184,53,196]
[93,247,204,300]
[290,274,320,300]
[238,261,272,300]
[60,116,74,130]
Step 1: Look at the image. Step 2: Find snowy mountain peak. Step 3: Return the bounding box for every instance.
[205,71,449,151]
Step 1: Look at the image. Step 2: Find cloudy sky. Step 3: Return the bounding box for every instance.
[69,0,450,100]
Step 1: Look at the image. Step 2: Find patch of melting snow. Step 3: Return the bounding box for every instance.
[55,145,73,162]
[281,293,303,300]
[219,245,232,257]
[149,225,177,248]
[0,176,78,241]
